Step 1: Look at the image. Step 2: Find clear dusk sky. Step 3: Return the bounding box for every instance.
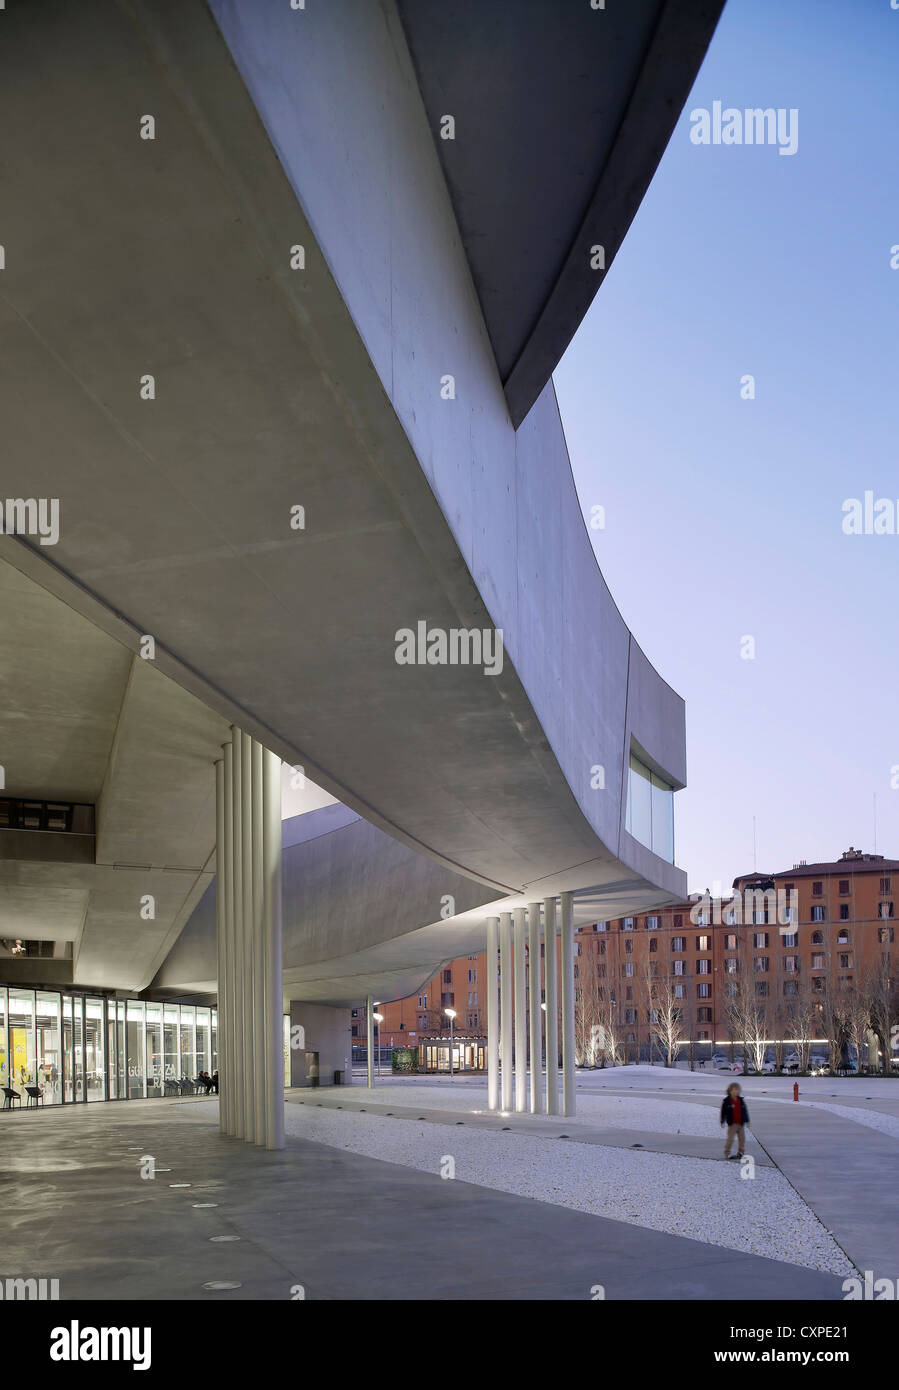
[555,0,899,895]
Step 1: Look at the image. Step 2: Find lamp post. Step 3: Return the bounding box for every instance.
[444,1008,457,1080]
[373,1012,384,1079]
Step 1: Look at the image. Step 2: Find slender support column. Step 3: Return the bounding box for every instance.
[527,902,542,1114]
[241,729,255,1143]
[215,757,229,1135]
[560,890,576,1118]
[252,739,266,1145]
[513,908,527,1112]
[230,728,245,1139]
[262,747,284,1149]
[486,916,499,1110]
[223,742,236,1137]
[543,896,559,1115]
[499,911,513,1111]
[366,995,374,1089]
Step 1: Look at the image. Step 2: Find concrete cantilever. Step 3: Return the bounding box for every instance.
[0,0,711,980]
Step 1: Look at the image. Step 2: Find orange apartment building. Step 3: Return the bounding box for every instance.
[362,848,899,1070]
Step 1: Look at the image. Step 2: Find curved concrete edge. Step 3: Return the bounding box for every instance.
[210,0,687,894]
[503,0,726,426]
[150,807,683,1006]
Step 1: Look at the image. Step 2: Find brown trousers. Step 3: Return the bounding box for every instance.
[724,1123,746,1157]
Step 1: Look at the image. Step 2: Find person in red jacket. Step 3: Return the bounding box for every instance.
[720,1082,750,1159]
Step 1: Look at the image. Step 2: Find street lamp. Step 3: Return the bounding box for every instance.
[373,1012,384,1078]
[444,1008,457,1080]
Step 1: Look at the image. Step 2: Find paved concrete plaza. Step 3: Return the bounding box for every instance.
[3,1067,895,1300]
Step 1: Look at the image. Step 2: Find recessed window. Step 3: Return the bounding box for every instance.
[624,750,675,863]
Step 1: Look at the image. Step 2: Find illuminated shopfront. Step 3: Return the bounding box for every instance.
[0,986,217,1105]
[417,1035,486,1073]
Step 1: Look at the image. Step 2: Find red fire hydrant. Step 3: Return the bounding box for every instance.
[793,1081,799,1102]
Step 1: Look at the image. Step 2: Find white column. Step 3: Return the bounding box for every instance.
[215,757,229,1135]
[527,902,542,1114]
[486,916,499,1110]
[241,729,255,1143]
[560,890,576,1118]
[252,739,266,1145]
[543,896,559,1115]
[513,908,527,1113]
[262,747,284,1150]
[499,911,513,1111]
[366,996,374,1089]
[223,741,237,1137]
[230,728,245,1139]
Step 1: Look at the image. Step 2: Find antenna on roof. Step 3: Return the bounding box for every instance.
[873,793,878,855]
[752,815,757,872]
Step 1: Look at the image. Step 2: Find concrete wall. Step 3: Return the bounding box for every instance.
[150,807,499,1005]
[289,1001,353,1089]
[211,0,686,882]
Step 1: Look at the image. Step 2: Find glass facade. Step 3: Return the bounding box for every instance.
[0,986,217,1107]
[625,751,675,863]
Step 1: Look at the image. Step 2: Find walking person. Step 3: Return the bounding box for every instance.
[721,1081,749,1160]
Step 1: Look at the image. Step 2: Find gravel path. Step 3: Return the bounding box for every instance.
[279,1102,854,1276]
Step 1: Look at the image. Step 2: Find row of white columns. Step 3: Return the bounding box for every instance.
[215,727,284,1150]
[484,892,576,1117]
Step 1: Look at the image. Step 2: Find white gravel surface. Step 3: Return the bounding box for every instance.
[278,1101,854,1276]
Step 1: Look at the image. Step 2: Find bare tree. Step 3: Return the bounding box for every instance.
[574,947,604,1066]
[643,958,686,1067]
[722,929,762,1072]
[843,972,873,1072]
[784,972,817,1072]
[867,951,896,1078]
[594,993,624,1068]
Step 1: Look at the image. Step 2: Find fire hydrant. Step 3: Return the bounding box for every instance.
[793,1081,799,1102]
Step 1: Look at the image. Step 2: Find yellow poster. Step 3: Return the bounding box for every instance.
[11,1027,28,1082]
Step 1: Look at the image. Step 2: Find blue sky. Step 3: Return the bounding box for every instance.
[555,0,899,894]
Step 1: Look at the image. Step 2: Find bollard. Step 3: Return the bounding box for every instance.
[793,1081,799,1101]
